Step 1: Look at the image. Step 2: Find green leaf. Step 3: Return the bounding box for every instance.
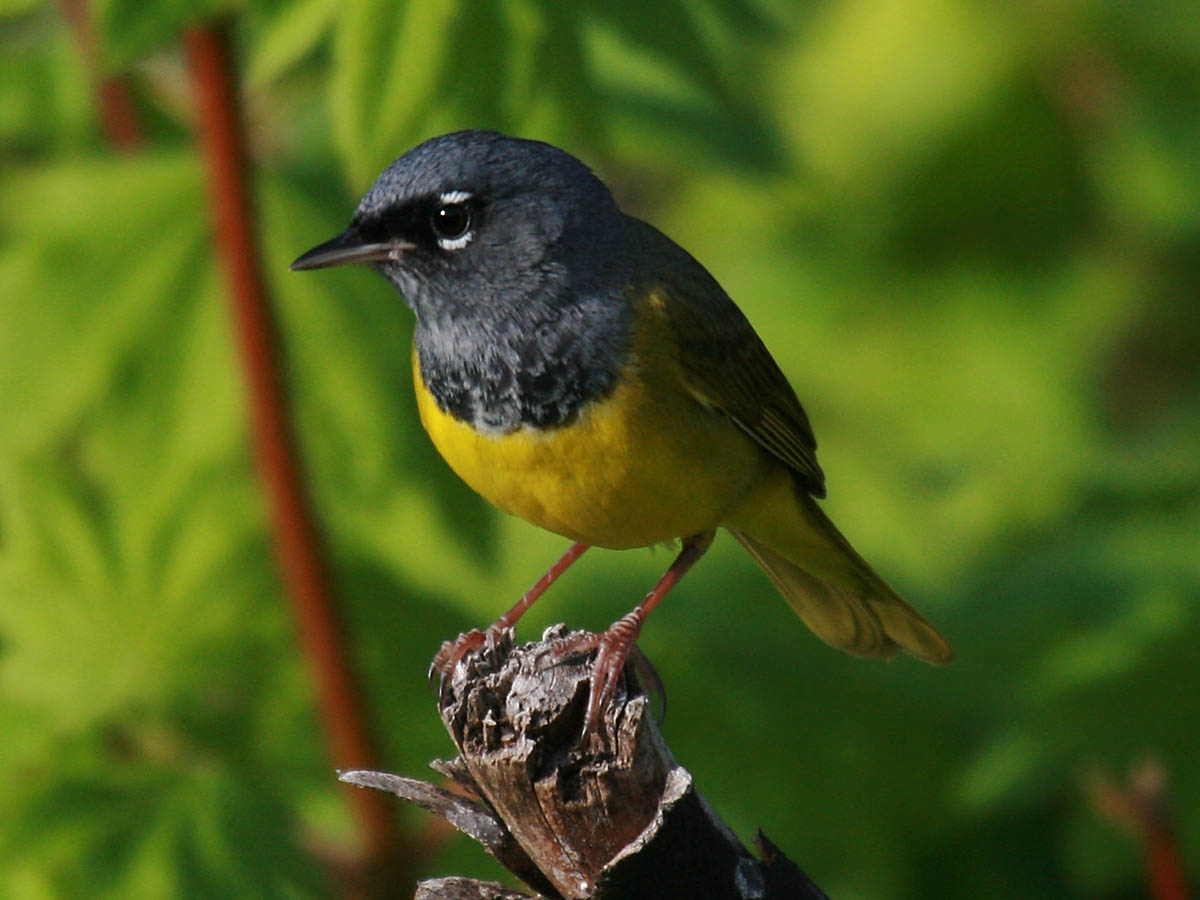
[330,0,462,187]
[246,0,339,90]
[0,19,94,156]
[93,0,236,69]
[0,0,46,15]
[0,154,206,453]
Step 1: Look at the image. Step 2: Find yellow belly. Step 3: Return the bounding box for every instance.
[412,329,769,550]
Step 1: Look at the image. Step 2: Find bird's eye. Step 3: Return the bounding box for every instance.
[431,202,472,246]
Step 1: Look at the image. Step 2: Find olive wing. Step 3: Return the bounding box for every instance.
[654,265,827,498]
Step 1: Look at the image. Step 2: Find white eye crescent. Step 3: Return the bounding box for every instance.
[437,230,472,251]
[431,191,474,250]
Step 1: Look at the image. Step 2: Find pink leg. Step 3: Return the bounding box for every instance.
[430,541,589,681]
[569,531,715,733]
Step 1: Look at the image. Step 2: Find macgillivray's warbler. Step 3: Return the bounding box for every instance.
[291,130,952,730]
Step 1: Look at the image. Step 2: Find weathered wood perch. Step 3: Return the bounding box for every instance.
[341,625,830,899]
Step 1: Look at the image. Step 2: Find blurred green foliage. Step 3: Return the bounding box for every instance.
[2,0,1199,897]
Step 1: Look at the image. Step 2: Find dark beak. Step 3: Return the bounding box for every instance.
[289,227,415,271]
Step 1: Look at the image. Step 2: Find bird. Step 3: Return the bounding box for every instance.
[291,130,952,730]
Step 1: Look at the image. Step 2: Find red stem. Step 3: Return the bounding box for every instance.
[1090,764,1192,900]
[59,0,142,150]
[182,21,409,895]
[1147,819,1192,900]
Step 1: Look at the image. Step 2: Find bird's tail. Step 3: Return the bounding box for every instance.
[726,484,952,665]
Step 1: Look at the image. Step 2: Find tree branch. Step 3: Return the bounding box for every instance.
[344,625,830,899]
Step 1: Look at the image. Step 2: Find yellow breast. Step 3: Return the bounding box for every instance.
[412,296,769,549]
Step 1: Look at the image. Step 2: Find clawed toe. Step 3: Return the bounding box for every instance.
[428,627,497,692]
[585,620,639,732]
[546,613,647,734]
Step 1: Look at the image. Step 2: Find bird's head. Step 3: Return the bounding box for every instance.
[290,130,620,322]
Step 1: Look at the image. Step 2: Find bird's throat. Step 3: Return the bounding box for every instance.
[414,299,628,433]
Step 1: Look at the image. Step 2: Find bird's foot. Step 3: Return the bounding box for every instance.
[550,612,658,734]
[428,625,511,692]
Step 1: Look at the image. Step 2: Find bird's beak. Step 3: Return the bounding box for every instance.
[289,227,415,271]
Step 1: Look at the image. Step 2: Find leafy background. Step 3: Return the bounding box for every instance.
[2,0,1198,897]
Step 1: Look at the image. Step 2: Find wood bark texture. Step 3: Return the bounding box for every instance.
[343,625,829,900]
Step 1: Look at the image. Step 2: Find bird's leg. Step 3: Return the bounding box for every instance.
[561,531,715,733]
[429,541,590,683]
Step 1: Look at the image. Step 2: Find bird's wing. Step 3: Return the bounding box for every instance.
[639,241,827,498]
